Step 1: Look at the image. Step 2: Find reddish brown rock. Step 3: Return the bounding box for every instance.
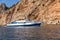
[0,0,60,26]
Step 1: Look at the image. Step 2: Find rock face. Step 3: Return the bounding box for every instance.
[0,3,8,13]
[0,0,60,26]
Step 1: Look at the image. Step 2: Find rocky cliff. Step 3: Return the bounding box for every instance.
[0,3,8,13]
[0,0,60,26]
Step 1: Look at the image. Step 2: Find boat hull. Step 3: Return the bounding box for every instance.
[7,23,41,27]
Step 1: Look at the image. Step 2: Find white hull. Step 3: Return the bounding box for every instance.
[6,20,41,26]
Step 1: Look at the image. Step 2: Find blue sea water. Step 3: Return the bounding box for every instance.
[0,26,40,40]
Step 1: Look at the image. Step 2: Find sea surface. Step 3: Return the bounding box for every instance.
[0,26,40,40]
[1,24,60,40]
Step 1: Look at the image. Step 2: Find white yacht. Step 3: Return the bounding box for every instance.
[6,19,41,27]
